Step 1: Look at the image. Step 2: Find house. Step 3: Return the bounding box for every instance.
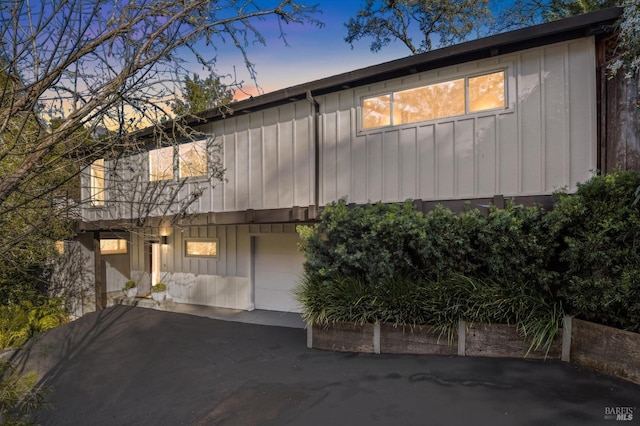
[68,7,635,316]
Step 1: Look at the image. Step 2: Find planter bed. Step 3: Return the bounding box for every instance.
[310,321,562,359]
[465,323,562,360]
[379,323,456,356]
[311,322,376,353]
[308,318,640,385]
[570,319,640,385]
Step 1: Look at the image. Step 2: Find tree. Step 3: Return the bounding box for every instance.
[491,0,618,33]
[609,0,640,78]
[172,72,235,117]
[344,0,620,55]
[0,0,321,286]
[344,0,492,54]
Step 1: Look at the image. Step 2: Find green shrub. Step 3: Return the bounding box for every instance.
[299,199,553,290]
[296,273,563,353]
[151,282,166,292]
[298,200,430,285]
[0,298,67,350]
[547,171,640,331]
[0,361,50,425]
[123,280,136,290]
[297,170,640,344]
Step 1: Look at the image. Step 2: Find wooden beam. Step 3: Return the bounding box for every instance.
[93,232,106,310]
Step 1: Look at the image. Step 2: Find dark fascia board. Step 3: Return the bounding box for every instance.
[135,7,622,139]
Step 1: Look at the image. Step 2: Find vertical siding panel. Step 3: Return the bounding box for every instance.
[263,109,279,209]
[209,226,218,275]
[294,103,312,206]
[476,115,497,196]
[383,129,400,201]
[235,116,250,210]
[568,38,597,189]
[367,132,383,201]
[519,50,543,193]
[278,104,295,208]
[236,225,250,277]
[218,226,227,276]
[322,94,339,204]
[249,114,263,209]
[418,124,436,199]
[223,121,237,210]
[543,44,569,192]
[337,93,353,200]
[455,119,475,197]
[498,114,518,195]
[227,225,237,277]
[436,122,455,197]
[400,127,417,200]
[352,129,367,204]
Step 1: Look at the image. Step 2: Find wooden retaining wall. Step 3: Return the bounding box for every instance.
[308,317,640,385]
[571,319,640,385]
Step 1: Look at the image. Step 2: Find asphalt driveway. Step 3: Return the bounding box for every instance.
[8,305,640,425]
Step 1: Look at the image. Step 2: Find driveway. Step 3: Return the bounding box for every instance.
[9,305,640,425]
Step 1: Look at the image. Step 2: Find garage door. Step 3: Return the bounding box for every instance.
[254,236,305,312]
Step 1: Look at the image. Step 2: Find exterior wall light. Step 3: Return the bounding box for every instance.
[161,235,169,245]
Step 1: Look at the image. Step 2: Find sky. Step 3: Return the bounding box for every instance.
[192,1,411,100]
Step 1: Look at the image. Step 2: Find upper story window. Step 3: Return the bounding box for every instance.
[149,146,174,181]
[149,140,207,181]
[178,141,207,178]
[90,159,105,206]
[362,70,506,130]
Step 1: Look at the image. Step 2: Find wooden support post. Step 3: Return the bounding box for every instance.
[93,232,106,310]
[562,315,572,362]
[373,323,381,354]
[458,320,466,356]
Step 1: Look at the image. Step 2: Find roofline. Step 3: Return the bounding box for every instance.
[136,7,622,139]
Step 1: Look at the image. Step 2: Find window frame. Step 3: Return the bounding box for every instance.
[177,140,208,180]
[359,67,509,132]
[148,139,209,182]
[89,158,106,207]
[100,238,128,255]
[148,146,175,182]
[184,238,219,259]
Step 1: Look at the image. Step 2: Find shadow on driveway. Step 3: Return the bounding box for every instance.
[11,305,640,426]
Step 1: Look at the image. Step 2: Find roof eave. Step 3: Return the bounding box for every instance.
[135,7,622,139]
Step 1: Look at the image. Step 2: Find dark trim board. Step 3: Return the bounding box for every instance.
[77,195,555,232]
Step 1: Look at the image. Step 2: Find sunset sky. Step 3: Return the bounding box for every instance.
[196,1,412,99]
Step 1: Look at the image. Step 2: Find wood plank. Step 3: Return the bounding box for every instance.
[571,319,640,385]
[380,323,456,355]
[312,323,375,353]
[465,323,562,359]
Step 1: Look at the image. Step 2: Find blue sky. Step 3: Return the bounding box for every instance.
[197,1,410,99]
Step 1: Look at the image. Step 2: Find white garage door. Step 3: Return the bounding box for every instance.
[254,236,305,312]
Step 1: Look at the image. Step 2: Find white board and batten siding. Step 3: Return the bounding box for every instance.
[179,102,316,215]
[129,224,304,312]
[319,37,597,206]
[81,102,316,222]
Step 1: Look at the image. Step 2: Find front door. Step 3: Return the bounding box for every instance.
[151,242,161,286]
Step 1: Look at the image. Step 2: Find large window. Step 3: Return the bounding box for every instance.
[149,146,174,181]
[184,239,218,258]
[178,141,207,178]
[100,239,128,254]
[90,159,105,206]
[149,140,208,181]
[362,70,506,129]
